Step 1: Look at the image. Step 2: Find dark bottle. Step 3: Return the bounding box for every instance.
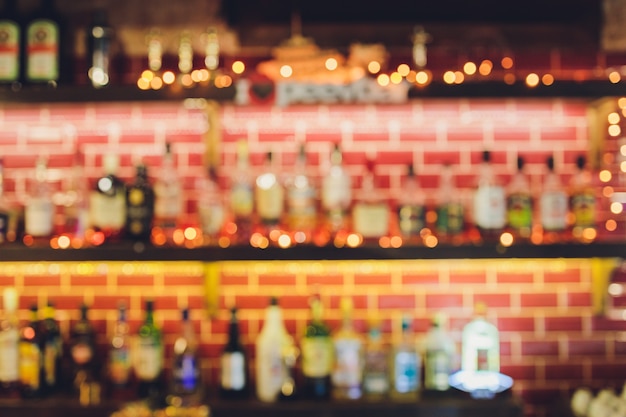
[107,302,133,400]
[18,305,43,399]
[86,8,112,88]
[135,300,163,406]
[125,163,155,242]
[219,307,248,399]
[300,295,333,399]
[40,301,62,395]
[69,303,97,394]
[0,0,22,87]
[170,308,202,405]
[24,0,65,86]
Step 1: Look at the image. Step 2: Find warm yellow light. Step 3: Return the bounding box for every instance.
[611,202,623,214]
[162,71,176,85]
[463,61,477,75]
[232,60,245,74]
[215,74,233,88]
[621,144,626,156]
[218,236,230,248]
[191,69,202,83]
[377,73,390,86]
[415,70,430,85]
[606,219,618,232]
[541,74,554,85]
[184,227,197,240]
[478,60,493,76]
[397,63,411,77]
[141,70,154,81]
[599,169,613,182]
[278,234,292,248]
[609,112,621,124]
[150,76,163,90]
[443,71,456,84]
[280,65,293,78]
[390,72,403,84]
[454,71,464,84]
[406,70,417,83]
[137,77,150,90]
[199,69,210,82]
[424,235,438,248]
[504,73,516,85]
[390,236,403,248]
[621,161,626,172]
[609,71,621,84]
[619,97,626,108]
[181,73,194,87]
[603,186,614,198]
[346,233,362,248]
[325,57,338,71]
[609,125,621,137]
[501,56,514,69]
[500,232,514,247]
[525,73,540,87]
[368,61,381,74]
[58,235,71,249]
[379,236,390,248]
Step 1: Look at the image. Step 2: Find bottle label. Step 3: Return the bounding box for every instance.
[18,341,41,389]
[287,183,316,230]
[109,348,131,385]
[230,183,253,218]
[506,193,533,230]
[90,192,126,229]
[301,337,333,378]
[397,204,426,236]
[393,351,419,393]
[71,342,93,365]
[473,185,506,230]
[174,353,199,392]
[571,192,596,228]
[0,328,19,382]
[436,202,464,235]
[135,341,162,380]
[322,173,351,211]
[353,203,390,238]
[0,20,20,82]
[24,198,53,237]
[154,183,182,221]
[332,339,362,388]
[540,191,568,231]
[256,343,285,400]
[256,182,284,222]
[221,351,245,390]
[425,349,450,390]
[27,19,59,81]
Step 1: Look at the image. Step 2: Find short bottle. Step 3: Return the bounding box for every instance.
[255,151,285,229]
[423,313,454,392]
[0,287,20,399]
[154,142,183,242]
[219,307,248,399]
[89,153,127,242]
[134,300,164,405]
[569,154,597,241]
[69,303,97,394]
[539,155,568,243]
[24,155,54,240]
[506,156,533,240]
[396,163,427,241]
[40,301,62,395]
[473,150,506,240]
[362,316,390,400]
[170,307,202,405]
[107,302,133,400]
[352,156,390,241]
[331,297,363,400]
[126,162,155,242]
[435,163,465,243]
[461,303,499,374]
[18,304,43,399]
[321,143,352,236]
[390,315,420,400]
[0,0,22,86]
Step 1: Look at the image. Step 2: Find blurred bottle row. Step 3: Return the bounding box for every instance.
[0,288,500,406]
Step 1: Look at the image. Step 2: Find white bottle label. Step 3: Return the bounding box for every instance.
[332,339,362,388]
[256,178,284,222]
[199,204,225,236]
[221,352,245,390]
[0,328,19,382]
[27,19,59,81]
[24,198,53,236]
[353,203,390,238]
[231,183,254,218]
[154,182,182,220]
[256,343,284,401]
[90,192,126,229]
[540,191,568,230]
[135,341,162,380]
[473,185,506,229]
[393,351,419,393]
[301,337,333,378]
[322,172,351,211]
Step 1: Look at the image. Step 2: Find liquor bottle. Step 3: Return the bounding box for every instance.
[24,155,54,240]
[60,149,89,242]
[86,8,112,88]
[107,302,132,399]
[331,297,363,400]
[154,142,183,242]
[229,140,254,243]
[134,300,164,405]
[0,158,15,244]
[255,297,292,403]
[89,154,126,242]
[125,162,155,242]
[0,0,22,86]
[0,287,20,399]
[18,304,42,399]
[40,301,62,395]
[472,150,506,240]
[396,163,427,241]
[352,156,390,241]
[569,154,596,241]
[219,307,248,399]
[390,314,420,400]
[197,167,226,245]
[461,303,499,374]
[301,294,333,399]
[255,151,284,228]
[423,313,454,392]
[321,143,352,235]
[539,155,568,243]
[435,163,465,243]
[286,143,317,243]
[69,303,97,394]
[362,316,389,399]
[170,308,202,405]
[506,156,533,240]
[25,0,63,86]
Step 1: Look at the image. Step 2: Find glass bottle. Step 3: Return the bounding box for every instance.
[569,154,597,241]
[435,163,465,243]
[229,140,254,244]
[170,307,202,405]
[107,301,132,399]
[0,0,21,86]
[321,143,352,236]
[86,8,112,88]
[40,301,62,395]
[125,162,155,242]
[472,150,506,240]
[69,303,97,394]
[362,316,389,399]
[197,167,226,246]
[0,158,15,244]
[154,142,183,242]
[390,314,420,400]
[423,313,454,392]
[18,304,42,399]
[255,151,284,229]
[286,143,317,244]
[396,163,427,242]
[506,155,533,241]
[461,303,499,374]
[60,149,89,243]
[540,155,568,243]
[0,287,20,399]
[24,155,54,240]
[89,153,126,242]
[25,0,62,85]
[134,300,163,405]
[301,294,333,400]
[219,307,248,399]
[352,156,390,241]
[255,297,292,403]
[331,297,363,400]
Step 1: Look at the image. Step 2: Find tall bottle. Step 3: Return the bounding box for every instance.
[107,302,132,400]
[390,314,420,400]
[24,155,54,240]
[539,155,568,243]
[86,8,112,88]
[18,304,42,399]
[396,163,427,241]
[301,294,333,399]
[0,0,21,86]
[154,142,183,242]
[506,156,533,240]
[461,303,499,374]
[197,167,226,245]
[352,156,390,241]
[321,143,352,236]
[362,316,389,400]
[219,307,248,399]
[435,163,465,243]
[255,297,292,403]
[134,300,164,405]
[69,303,97,394]
[89,154,126,242]
[125,162,155,242]
[170,307,202,405]
[286,143,317,243]
[569,154,597,241]
[255,151,285,230]
[423,313,454,392]
[0,287,20,399]
[40,301,62,395]
[229,140,254,243]
[25,0,63,86]
[331,297,363,400]
[472,150,506,240]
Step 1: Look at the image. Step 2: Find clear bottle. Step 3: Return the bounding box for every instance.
[301,294,333,400]
[286,143,317,243]
[396,163,427,241]
[86,8,112,88]
[255,297,292,403]
[125,162,155,242]
[506,156,533,240]
[569,154,597,241]
[362,316,390,400]
[154,142,183,241]
[107,301,132,399]
[473,150,506,240]
[60,149,89,242]
[0,0,21,86]
[331,297,363,400]
[219,307,248,399]
[540,155,568,243]
[40,301,62,395]
[0,287,20,399]
[197,167,226,245]
[25,0,63,85]
[461,303,499,374]
[321,143,352,236]
[255,151,285,228]
[390,314,420,400]
[435,163,465,243]
[423,313,454,392]
[229,140,254,243]
[352,156,390,241]
[134,300,164,404]
[89,153,126,242]
[18,304,42,399]
[24,155,54,239]
[69,303,97,394]
[170,307,202,405]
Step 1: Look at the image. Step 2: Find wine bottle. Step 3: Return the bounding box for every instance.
[134,300,164,405]
[352,156,390,241]
[170,307,202,405]
[89,153,126,242]
[24,155,54,240]
[40,301,62,395]
[219,307,248,399]
[154,142,183,243]
[539,155,568,243]
[0,287,20,399]
[321,143,352,236]
[461,303,499,374]
[107,302,132,400]
[125,162,155,242]
[69,303,97,394]
[473,150,506,240]
[390,314,420,400]
[506,156,533,240]
[362,316,389,400]
[423,313,454,392]
[331,297,363,400]
[86,8,112,88]
[435,163,465,243]
[569,154,596,241]
[396,163,427,241]
[0,0,22,87]
[18,304,43,399]
[25,0,63,86]
[301,294,333,400]
[286,143,317,243]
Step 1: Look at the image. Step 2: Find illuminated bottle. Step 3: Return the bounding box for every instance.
[569,154,596,241]
[390,315,420,400]
[362,316,389,399]
[540,155,568,243]
[89,154,126,242]
[473,150,506,240]
[435,163,465,242]
[135,300,163,404]
[286,143,317,243]
[229,140,254,242]
[0,287,19,399]
[352,156,390,241]
[301,294,333,399]
[220,307,248,399]
[154,142,183,242]
[331,297,363,400]
[24,155,54,239]
[506,156,533,240]
[461,303,499,374]
[396,163,427,241]
[170,308,202,405]
[255,151,284,228]
[18,305,42,399]
[0,0,21,86]
[87,8,112,88]
[423,314,454,391]
[321,143,352,235]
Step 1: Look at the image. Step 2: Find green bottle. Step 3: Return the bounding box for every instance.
[135,300,163,404]
[301,295,333,399]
